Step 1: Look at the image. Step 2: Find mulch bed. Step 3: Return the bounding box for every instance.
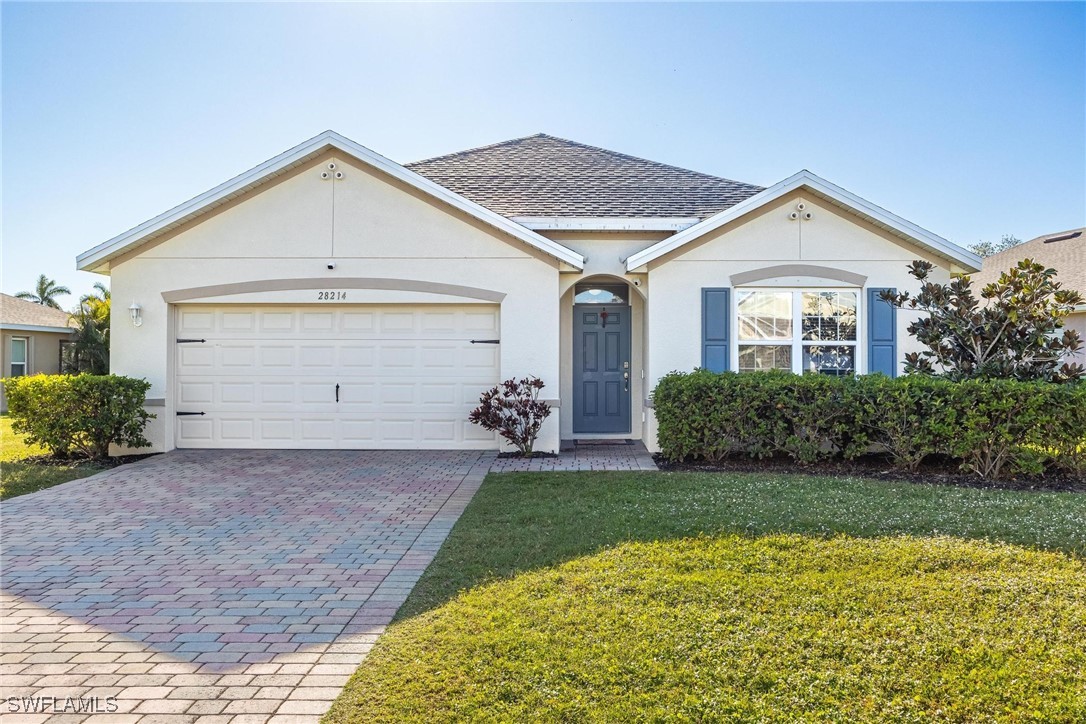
[496,451,560,460]
[654,453,1085,492]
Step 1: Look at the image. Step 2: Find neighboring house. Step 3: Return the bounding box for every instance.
[969,227,1086,365]
[0,293,75,412]
[76,131,981,453]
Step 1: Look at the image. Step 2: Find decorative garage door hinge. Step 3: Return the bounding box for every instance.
[176,411,206,416]
[176,338,206,343]
[470,339,500,344]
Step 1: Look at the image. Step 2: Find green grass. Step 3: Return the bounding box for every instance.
[0,416,107,500]
[327,472,1086,723]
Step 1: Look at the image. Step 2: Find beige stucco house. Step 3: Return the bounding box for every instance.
[0,294,74,412]
[970,227,1085,365]
[76,131,981,453]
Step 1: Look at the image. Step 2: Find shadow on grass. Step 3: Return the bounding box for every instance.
[396,470,1086,621]
[0,458,109,500]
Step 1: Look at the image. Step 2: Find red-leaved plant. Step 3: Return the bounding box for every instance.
[469,377,551,456]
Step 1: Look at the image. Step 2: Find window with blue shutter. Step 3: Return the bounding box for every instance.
[702,288,730,372]
[867,287,897,377]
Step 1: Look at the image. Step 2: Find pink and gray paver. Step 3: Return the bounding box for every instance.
[1,449,490,723]
[488,439,657,473]
[1,443,655,722]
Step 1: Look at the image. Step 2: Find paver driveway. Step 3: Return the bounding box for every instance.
[1,449,491,723]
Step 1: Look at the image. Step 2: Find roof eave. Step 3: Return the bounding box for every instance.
[513,216,701,232]
[77,131,585,273]
[0,323,74,334]
[625,170,981,273]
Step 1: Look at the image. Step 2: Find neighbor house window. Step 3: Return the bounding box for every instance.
[10,337,28,377]
[59,340,78,374]
[737,290,858,375]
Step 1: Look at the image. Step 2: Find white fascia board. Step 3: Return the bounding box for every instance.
[0,323,74,334]
[513,217,701,232]
[77,130,585,272]
[625,170,982,273]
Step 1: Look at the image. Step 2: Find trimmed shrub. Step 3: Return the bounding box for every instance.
[654,371,853,464]
[846,374,958,471]
[947,379,1085,479]
[6,374,154,461]
[652,371,1086,480]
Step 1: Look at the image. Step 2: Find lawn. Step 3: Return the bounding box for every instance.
[326,471,1086,723]
[0,416,108,499]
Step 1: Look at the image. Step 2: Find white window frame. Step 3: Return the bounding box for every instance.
[732,288,864,375]
[9,336,29,377]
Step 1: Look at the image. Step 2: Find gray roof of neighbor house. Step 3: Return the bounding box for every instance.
[0,293,74,330]
[406,134,765,219]
[970,228,1085,295]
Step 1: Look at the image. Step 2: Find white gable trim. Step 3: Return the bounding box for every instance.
[77,130,585,272]
[625,170,981,272]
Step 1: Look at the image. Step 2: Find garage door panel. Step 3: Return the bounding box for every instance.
[220,419,255,441]
[222,312,255,331]
[260,419,295,440]
[175,304,499,449]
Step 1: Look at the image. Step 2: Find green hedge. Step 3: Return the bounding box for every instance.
[652,370,1086,480]
[6,374,154,461]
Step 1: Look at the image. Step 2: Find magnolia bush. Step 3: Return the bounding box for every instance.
[469,377,551,456]
[881,259,1084,382]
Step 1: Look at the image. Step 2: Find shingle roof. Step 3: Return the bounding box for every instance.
[970,228,1085,296]
[405,134,765,219]
[1,294,74,329]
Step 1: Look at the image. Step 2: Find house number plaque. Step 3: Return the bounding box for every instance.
[316,291,348,301]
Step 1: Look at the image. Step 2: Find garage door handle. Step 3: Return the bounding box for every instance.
[176,411,205,416]
[470,339,500,344]
[335,383,340,403]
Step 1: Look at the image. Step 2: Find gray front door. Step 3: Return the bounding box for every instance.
[573,304,631,434]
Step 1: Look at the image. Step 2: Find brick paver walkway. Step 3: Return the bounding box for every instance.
[487,440,658,473]
[1,449,490,723]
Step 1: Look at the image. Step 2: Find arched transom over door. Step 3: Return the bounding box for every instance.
[173,304,500,449]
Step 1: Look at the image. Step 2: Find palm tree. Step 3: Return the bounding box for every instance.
[69,282,111,374]
[15,274,71,309]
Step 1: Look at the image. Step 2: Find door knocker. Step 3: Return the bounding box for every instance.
[600,308,609,328]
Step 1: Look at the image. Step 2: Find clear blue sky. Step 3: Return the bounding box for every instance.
[3,2,1084,305]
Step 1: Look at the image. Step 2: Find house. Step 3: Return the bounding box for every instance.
[969,227,1085,365]
[76,131,981,453]
[0,294,75,412]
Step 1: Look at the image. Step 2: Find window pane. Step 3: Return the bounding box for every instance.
[10,338,26,365]
[574,285,626,304]
[801,291,857,341]
[737,291,793,340]
[738,344,792,372]
[802,345,855,376]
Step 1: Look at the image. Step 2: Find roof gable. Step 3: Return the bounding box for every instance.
[971,228,1085,294]
[625,170,982,272]
[77,131,585,273]
[1,294,74,330]
[406,134,764,220]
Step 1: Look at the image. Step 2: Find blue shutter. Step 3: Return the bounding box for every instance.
[702,288,730,372]
[867,287,897,377]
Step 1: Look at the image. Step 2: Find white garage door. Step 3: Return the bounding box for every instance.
[174,304,499,449]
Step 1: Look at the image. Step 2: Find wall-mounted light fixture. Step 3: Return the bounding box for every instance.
[129,301,143,327]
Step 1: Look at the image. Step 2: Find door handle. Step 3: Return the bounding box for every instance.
[335,383,340,403]
[623,371,630,392]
